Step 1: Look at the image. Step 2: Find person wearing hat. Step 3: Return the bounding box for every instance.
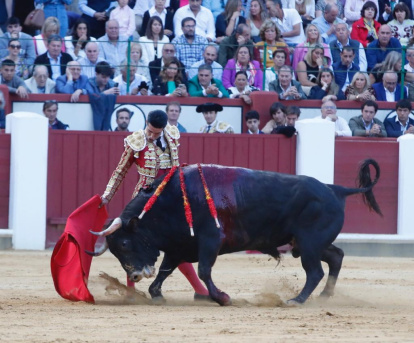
[100,109,209,299]
[197,102,234,134]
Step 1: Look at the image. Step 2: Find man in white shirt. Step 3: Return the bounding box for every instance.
[113,60,150,95]
[78,42,104,79]
[266,0,305,45]
[173,0,216,42]
[315,100,352,136]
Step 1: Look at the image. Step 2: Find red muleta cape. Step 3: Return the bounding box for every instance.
[50,195,108,303]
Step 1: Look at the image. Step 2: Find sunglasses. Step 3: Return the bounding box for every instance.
[44,100,58,104]
[10,45,21,49]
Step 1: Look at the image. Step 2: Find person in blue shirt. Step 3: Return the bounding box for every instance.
[56,61,89,102]
[366,24,402,71]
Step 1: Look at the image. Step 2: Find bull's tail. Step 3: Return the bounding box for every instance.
[332,159,382,216]
[357,159,382,216]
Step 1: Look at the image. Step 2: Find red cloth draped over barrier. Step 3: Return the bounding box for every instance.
[50,195,108,303]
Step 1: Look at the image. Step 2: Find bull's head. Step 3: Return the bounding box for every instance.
[89,217,160,283]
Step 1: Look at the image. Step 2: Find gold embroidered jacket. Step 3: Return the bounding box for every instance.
[102,124,180,201]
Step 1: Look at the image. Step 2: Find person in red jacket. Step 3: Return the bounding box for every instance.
[351,1,381,48]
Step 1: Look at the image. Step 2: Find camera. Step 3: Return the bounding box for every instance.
[138,81,149,91]
[113,82,119,87]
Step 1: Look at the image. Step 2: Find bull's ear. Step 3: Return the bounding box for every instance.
[126,216,140,231]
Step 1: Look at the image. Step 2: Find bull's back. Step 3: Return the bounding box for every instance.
[186,165,343,252]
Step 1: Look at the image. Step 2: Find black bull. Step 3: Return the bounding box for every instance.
[92,160,381,306]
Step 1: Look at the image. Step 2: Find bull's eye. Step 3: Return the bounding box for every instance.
[121,240,130,250]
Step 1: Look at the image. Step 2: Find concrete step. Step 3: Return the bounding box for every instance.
[0,229,12,250]
[335,234,414,257]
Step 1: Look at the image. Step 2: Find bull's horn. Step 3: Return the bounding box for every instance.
[85,240,108,256]
[90,217,122,237]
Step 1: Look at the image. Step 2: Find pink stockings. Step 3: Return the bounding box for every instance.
[126,262,208,295]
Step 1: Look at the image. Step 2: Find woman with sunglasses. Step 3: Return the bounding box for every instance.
[1,39,30,79]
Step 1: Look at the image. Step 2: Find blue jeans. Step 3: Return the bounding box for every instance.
[43,3,69,38]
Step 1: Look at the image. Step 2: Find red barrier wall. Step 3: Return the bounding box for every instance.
[334,137,399,234]
[0,134,10,228]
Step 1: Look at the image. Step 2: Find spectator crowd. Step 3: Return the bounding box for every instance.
[0,0,413,136]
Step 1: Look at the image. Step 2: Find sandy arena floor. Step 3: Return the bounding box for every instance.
[0,250,413,343]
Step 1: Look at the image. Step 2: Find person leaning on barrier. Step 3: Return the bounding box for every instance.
[222,44,263,90]
[0,59,30,99]
[384,99,414,137]
[286,105,301,126]
[349,100,387,137]
[228,70,258,104]
[56,61,89,102]
[269,65,307,100]
[262,102,287,134]
[218,23,254,68]
[188,63,229,98]
[85,61,119,95]
[25,65,56,94]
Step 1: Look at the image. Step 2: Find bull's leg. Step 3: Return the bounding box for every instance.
[319,244,344,298]
[197,243,231,306]
[287,244,325,305]
[148,255,178,302]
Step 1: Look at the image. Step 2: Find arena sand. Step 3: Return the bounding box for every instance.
[0,250,413,342]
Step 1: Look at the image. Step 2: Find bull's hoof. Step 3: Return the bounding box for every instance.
[194,293,213,302]
[285,299,303,307]
[152,295,166,305]
[216,292,232,306]
[319,291,333,299]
